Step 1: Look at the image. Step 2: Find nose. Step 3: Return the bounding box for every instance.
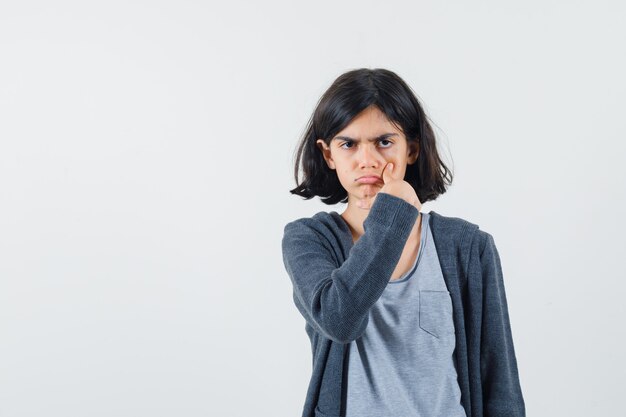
[357,143,381,168]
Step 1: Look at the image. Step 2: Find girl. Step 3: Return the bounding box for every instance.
[281,68,525,417]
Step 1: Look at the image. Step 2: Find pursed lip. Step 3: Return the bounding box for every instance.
[356,175,382,183]
[357,174,381,180]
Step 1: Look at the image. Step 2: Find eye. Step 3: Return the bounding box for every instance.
[339,139,393,149]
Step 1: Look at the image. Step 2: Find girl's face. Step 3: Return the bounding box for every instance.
[316,105,419,206]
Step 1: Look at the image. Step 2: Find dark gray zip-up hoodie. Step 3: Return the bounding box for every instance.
[281,192,525,417]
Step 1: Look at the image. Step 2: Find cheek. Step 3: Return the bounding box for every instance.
[383,147,400,158]
[340,168,352,180]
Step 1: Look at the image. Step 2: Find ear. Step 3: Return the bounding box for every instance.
[316,139,336,169]
[407,140,419,165]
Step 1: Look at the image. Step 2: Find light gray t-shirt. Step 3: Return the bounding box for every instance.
[345,211,467,417]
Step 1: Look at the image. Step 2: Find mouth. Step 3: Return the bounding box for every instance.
[356,176,382,184]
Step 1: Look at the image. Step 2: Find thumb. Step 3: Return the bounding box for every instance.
[381,162,394,184]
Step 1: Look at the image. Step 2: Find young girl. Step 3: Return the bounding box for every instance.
[281,68,525,417]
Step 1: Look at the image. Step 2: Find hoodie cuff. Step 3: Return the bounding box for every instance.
[364,192,420,231]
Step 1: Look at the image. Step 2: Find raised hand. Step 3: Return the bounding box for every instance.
[356,162,422,211]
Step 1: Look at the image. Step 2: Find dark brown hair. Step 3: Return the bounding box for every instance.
[290,68,453,205]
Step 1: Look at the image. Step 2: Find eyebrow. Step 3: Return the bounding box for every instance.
[332,133,399,142]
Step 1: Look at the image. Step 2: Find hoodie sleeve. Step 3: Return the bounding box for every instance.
[479,232,526,417]
[281,192,419,344]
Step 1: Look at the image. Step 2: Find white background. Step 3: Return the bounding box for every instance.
[1,1,624,416]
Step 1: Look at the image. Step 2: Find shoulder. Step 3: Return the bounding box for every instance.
[283,210,344,238]
[282,210,350,258]
[282,211,354,268]
[428,210,494,254]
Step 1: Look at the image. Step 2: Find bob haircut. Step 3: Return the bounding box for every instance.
[290,68,453,205]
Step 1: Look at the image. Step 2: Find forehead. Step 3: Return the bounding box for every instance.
[333,106,403,140]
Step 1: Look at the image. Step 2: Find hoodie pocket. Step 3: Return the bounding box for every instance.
[419,290,455,338]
